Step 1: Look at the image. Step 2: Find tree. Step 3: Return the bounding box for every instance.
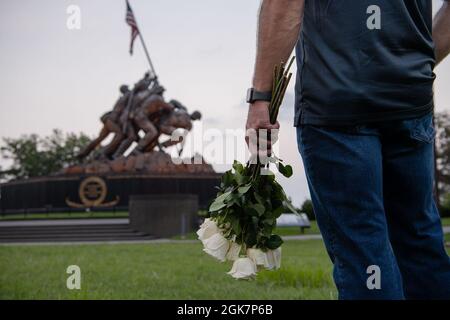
[435,111,450,216]
[0,129,89,181]
[300,199,315,220]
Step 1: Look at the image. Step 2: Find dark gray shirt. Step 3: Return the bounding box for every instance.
[295,0,439,126]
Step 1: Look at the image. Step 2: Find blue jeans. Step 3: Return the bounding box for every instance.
[296,113,450,299]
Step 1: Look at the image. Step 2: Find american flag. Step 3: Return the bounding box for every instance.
[126,0,139,55]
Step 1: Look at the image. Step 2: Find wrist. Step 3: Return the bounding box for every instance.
[253,84,272,92]
[249,100,270,109]
[246,88,272,104]
[253,73,273,91]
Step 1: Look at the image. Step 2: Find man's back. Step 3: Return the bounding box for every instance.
[295,0,435,125]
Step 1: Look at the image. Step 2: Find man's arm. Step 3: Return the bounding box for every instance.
[433,0,450,66]
[246,0,305,149]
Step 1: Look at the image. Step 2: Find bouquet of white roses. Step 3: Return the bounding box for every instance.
[197,58,297,279]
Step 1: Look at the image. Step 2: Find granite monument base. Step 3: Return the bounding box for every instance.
[129,194,199,238]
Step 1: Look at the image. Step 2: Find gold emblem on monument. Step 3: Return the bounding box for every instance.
[66,176,119,208]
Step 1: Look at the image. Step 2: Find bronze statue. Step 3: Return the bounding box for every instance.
[145,103,202,154]
[78,73,153,160]
[77,84,131,160]
[113,84,167,157]
[78,73,201,161]
[130,90,175,155]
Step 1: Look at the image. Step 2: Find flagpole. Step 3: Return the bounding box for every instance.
[137,32,157,78]
[127,0,157,79]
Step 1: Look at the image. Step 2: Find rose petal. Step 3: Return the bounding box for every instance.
[227,257,257,280]
[265,248,282,270]
[196,218,220,241]
[247,248,269,267]
[202,233,229,262]
[226,241,241,261]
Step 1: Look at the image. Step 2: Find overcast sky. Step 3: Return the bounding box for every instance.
[1,0,449,206]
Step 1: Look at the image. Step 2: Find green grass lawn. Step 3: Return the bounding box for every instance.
[442,217,450,226]
[0,240,336,300]
[174,217,450,240]
[1,225,449,300]
[173,223,321,240]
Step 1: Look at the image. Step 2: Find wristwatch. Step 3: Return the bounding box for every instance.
[246,88,272,104]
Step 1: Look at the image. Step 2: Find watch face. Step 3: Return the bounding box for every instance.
[246,88,253,103]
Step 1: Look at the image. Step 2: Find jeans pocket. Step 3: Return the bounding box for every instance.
[410,113,435,144]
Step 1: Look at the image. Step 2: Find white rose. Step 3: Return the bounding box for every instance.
[202,233,230,262]
[247,247,282,270]
[226,241,241,261]
[196,218,220,242]
[227,257,257,280]
[247,248,269,268]
[265,247,282,270]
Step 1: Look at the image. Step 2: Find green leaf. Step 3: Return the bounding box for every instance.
[245,230,257,247]
[221,170,233,186]
[209,190,233,212]
[215,190,233,203]
[247,207,259,217]
[238,184,251,194]
[250,203,265,216]
[209,200,227,212]
[270,183,286,201]
[226,197,239,208]
[263,218,275,226]
[231,217,241,234]
[266,234,283,250]
[254,192,265,206]
[278,163,293,178]
[234,171,246,185]
[272,205,285,219]
[232,160,244,174]
[262,225,273,237]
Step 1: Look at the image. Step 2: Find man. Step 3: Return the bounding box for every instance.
[245,0,450,299]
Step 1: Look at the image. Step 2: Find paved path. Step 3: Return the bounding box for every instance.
[3,230,449,246]
[0,219,448,246]
[0,218,129,227]
[0,239,199,246]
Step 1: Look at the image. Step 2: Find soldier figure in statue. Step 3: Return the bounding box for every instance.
[77,72,153,160]
[113,84,172,157]
[145,103,202,154]
[77,84,131,160]
[130,87,175,155]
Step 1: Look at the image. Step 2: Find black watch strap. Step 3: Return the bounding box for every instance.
[246,88,272,104]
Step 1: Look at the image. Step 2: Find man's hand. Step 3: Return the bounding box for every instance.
[245,101,280,160]
[245,0,304,158]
